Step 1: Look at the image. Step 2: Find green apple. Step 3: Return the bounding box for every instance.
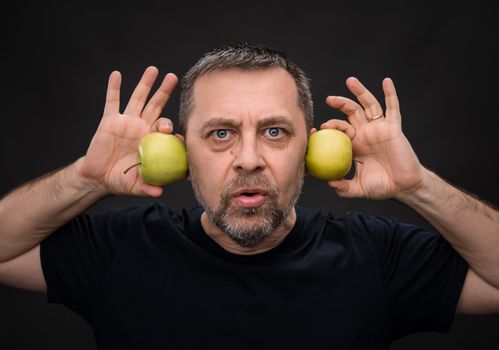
[131,132,188,186]
[305,129,352,181]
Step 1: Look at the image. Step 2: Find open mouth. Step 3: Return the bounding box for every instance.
[240,192,258,197]
[233,189,268,208]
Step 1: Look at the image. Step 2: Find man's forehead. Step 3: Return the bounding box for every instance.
[194,67,294,85]
[190,69,302,119]
[192,68,298,101]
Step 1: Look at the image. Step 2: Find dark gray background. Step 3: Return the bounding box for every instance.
[1,1,498,349]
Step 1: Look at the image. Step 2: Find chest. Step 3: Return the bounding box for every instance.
[92,238,390,349]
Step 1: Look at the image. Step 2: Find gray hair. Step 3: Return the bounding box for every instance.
[178,42,314,134]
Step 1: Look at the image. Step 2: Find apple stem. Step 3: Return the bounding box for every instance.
[123,162,141,174]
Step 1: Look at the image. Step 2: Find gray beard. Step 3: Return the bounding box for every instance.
[190,168,304,248]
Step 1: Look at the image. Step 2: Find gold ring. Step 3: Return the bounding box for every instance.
[369,113,384,121]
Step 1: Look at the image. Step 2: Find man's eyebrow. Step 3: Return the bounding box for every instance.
[256,116,295,132]
[198,116,295,136]
[199,118,242,136]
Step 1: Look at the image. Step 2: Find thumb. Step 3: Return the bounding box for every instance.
[327,179,362,198]
[140,183,164,197]
[151,117,174,134]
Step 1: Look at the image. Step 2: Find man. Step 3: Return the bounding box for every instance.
[0,42,498,349]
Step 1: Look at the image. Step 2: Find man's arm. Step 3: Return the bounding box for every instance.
[0,159,105,263]
[399,170,499,313]
[0,246,46,292]
[0,67,178,291]
[323,77,499,314]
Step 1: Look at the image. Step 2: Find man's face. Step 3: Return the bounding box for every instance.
[185,68,309,247]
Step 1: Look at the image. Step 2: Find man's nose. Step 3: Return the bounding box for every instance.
[233,135,265,173]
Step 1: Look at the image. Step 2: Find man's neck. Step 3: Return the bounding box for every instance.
[200,208,297,255]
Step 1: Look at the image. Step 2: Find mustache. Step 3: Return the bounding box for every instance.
[221,173,277,200]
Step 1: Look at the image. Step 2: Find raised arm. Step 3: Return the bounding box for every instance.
[322,77,499,314]
[0,67,178,290]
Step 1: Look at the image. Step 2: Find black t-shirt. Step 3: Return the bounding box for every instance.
[40,204,468,349]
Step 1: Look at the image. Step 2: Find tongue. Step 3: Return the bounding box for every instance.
[234,193,266,208]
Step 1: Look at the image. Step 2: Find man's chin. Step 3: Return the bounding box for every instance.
[227,200,273,218]
[217,204,283,242]
[220,220,274,248]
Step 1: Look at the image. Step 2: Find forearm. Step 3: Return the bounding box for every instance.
[0,157,107,263]
[399,169,499,288]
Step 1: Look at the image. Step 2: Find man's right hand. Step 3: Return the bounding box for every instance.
[77,67,178,197]
[0,67,178,291]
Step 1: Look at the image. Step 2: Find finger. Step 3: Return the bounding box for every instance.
[382,78,401,124]
[141,183,164,197]
[123,66,159,117]
[141,73,178,124]
[309,127,317,135]
[175,133,185,142]
[328,178,362,198]
[150,117,174,133]
[346,77,384,120]
[325,95,368,127]
[103,71,121,117]
[320,119,356,140]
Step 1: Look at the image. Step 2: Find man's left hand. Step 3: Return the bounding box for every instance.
[322,77,426,200]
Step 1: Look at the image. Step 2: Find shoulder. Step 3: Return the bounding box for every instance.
[295,206,442,253]
[91,203,200,226]
[96,204,205,242]
[48,203,200,244]
[295,206,402,236]
[293,206,384,252]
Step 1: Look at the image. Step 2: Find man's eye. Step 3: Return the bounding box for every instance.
[265,127,283,138]
[213,129,231,139]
